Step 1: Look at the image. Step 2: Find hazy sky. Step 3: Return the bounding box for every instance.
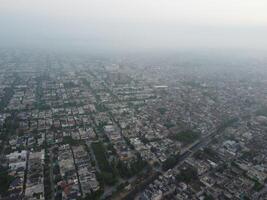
[1,0,267,52]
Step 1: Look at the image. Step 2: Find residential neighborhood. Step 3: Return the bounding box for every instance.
[1,49,267,200]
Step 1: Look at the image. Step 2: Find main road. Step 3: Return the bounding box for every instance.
[128,116,247,200]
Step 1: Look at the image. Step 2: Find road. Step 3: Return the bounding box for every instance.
[174,127,228,170]
[132,117,245,200]
[174,115,251,170]
[49,148,55,200]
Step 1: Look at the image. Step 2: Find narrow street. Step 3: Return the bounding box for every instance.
[49,149,55,200]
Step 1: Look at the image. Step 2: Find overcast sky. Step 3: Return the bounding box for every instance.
[1,0,267,52]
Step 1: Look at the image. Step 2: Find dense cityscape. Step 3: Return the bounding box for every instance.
[0,49,267,200]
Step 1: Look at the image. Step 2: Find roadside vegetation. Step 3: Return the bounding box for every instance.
[91,142,117,185]
[170,130,200,145]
